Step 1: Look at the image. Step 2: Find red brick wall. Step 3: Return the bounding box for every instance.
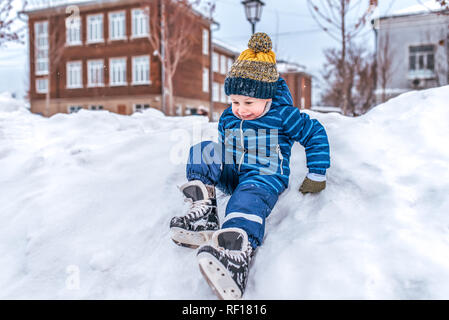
[280,72,312,109]
[28,0,212,115]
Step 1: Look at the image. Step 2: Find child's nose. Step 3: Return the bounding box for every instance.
[237,106,250,114]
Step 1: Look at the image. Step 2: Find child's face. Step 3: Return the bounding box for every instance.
[230,95,271,120]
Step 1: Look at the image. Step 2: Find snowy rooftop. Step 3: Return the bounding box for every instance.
[375,0,447,19]
[212,38,243,56]
[277,60,307,74]
[393,0,443,16]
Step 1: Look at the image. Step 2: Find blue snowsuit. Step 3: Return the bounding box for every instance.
[186,77,330,249]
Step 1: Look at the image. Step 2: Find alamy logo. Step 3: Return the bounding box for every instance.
[190,128,282,176]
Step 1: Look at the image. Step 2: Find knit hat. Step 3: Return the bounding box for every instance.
[224,32,279,99]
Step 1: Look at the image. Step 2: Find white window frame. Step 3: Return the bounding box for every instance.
[34,21,49,76]
[212,52,219,73]
[87,14,104,44]
[131,8,149,38]
[220,83,227,103]
[227,57,233,73]
[109,11,126,41]
[87,59,105,87]
[68,105,83,113]
[36,78,48,94]
[220,55,227,75]
[202,28,209,55]
[89,105,104,111]
[175,104,182,116]
[66,61,83,89]
[109,57,127,86]
[66,16,82,46]
[212,82,219,102]
[133,103,150,113]
[408,44,435,79]
[202,67,209,93]
[132,55,150,85]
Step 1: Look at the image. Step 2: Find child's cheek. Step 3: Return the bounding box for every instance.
[253,104,265,116]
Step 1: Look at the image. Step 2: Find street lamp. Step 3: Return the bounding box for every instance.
[241,0,265,34]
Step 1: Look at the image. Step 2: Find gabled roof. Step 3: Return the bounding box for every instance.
[212,38,241,56]
[375,0,448,20]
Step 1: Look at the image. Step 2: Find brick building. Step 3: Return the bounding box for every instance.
[24,0,212,117]
[277,60,313,110]
[24,0,312,120]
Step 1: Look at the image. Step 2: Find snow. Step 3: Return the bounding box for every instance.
[1,86,449,299]
[212,38,243,55]
[277,61,307,74]
[393,0,443,16]
[310,106,342,114]
[0,92,28,113]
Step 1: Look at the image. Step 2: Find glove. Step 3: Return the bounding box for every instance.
[299,173,326,194]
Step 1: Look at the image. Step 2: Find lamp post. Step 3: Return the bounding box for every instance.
[241,0,265,34]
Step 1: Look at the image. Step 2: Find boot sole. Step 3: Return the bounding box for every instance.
[170,227,215,249]
[197,251,242,300]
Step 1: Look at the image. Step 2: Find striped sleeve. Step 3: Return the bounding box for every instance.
[281,106,330,175]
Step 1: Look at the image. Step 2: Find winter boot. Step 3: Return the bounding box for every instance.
[170,180,219,248]
[197,228,254,300]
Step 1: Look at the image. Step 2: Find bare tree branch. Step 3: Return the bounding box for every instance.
[307,0,377,115]
[0,0,24,46]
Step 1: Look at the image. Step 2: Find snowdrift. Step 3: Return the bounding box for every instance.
[0,86,449,299]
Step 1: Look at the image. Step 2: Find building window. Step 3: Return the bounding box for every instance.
[202,67,209,92]
[132,8,149,38]
[212,82,219,102]
[202,29,209,55]
[212,52,219,73]
[87,60,104,87]
[220,55,227,75]
[87,14,103,43]
[110,57,127,86]
[109,11,126,40]
[89,105,104,110]
[227,57,233,73]
[132,55,150,85]
[36,78,48,93]
[66,61,83,89]
[220,83,226,103]
[66,16,81,45]
[409,45,435,78]
[68,105,82,113]
[34,21,48,75]
[175,104,182,116]
[185,106,197,115]
[134,104,150,112]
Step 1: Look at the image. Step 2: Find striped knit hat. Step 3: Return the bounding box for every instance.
[224,32,279,99]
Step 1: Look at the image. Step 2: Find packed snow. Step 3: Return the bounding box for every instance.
[393,0,444,16]
[1,86,449,299]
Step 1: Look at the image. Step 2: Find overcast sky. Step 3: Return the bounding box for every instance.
[0,0,429,103]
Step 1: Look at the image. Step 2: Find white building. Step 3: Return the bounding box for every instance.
[372,3,449,103]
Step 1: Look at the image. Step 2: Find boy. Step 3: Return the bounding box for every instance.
[170,32,330,299]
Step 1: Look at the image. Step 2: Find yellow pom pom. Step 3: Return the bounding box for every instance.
[247,32,273,53]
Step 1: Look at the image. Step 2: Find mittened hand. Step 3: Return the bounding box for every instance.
[299,176,326,194]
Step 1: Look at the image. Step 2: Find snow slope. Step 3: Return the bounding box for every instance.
[0,86,449,299]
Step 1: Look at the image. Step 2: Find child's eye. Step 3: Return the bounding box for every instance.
[232,102,239,105]
[245,102,253,105]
